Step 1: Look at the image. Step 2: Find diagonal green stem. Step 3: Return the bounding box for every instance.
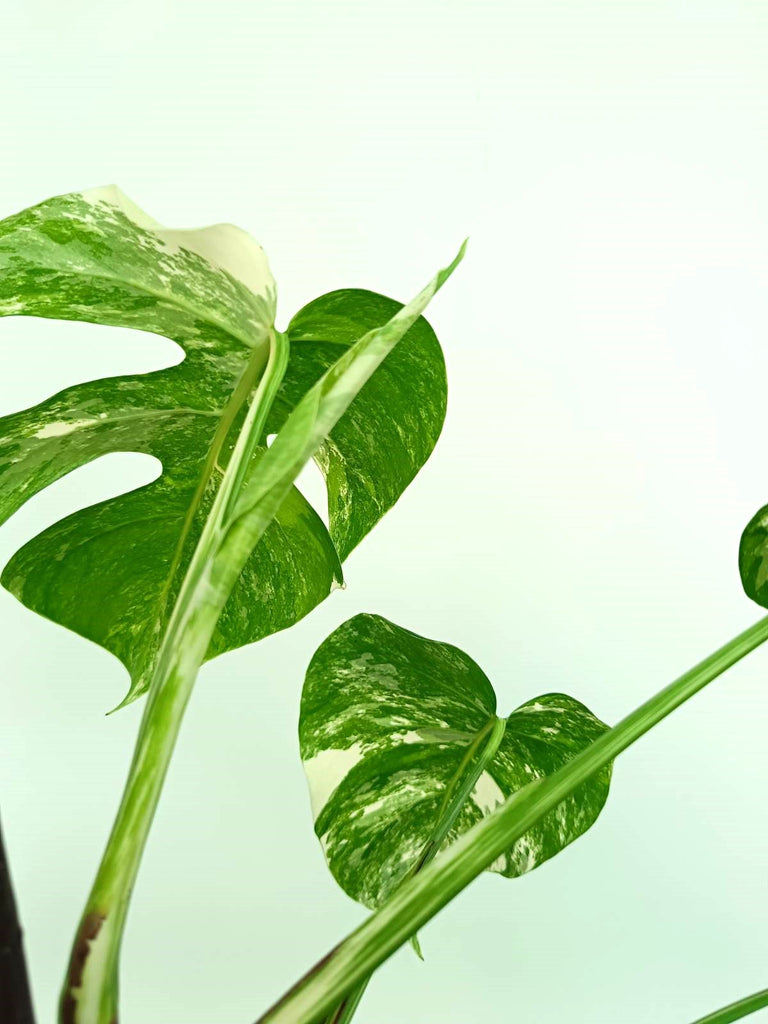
[59,330,289,1024]
[324,715,507,1024]
[257,615,768,1024]
[413,715,507,876]
[689,988,768,1024]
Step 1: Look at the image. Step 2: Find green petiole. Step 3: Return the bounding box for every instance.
[61,328,289,1024]
[324,714,507,1024]
[689,987,768,1024]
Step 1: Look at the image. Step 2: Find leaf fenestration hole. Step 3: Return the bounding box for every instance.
[0,318,184,418]
[0,452,163,565]
[265,432,330,529]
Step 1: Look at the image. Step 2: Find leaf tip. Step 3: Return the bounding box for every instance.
[105,686,142,716]
[435,238,468,291]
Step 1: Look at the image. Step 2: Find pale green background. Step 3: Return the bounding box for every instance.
[1,2,768,1022]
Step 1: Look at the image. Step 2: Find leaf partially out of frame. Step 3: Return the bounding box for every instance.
[0,188,447,704]
[739,508,768,610]
[300,614,612,910]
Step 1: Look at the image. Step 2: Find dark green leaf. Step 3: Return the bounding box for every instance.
[739,507,768,608]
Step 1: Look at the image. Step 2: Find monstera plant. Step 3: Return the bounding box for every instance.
[0,188,766,1024]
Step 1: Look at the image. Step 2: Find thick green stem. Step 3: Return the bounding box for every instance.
[257,615,768,1024]
[60,331,288,1024]
[325,716,507,1024]
[689,988,768,1024]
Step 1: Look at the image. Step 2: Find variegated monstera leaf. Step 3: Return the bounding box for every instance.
[300,614,611,909]
[0,188,446,705]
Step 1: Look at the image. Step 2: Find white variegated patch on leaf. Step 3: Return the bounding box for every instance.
[300,614,612,909]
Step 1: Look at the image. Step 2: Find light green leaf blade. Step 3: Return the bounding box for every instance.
[299,613,611,910]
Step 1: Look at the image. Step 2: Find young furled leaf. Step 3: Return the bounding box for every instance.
[300,614,611,910]
[0,188,447,705]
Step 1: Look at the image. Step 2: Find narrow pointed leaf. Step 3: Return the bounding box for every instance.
[299,613,611,910]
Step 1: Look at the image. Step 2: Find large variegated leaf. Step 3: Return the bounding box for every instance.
[300,614,611,909]
[0,189,447,704]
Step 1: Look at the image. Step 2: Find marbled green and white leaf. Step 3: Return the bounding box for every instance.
[300,614,612,909]
[0,189,448,704]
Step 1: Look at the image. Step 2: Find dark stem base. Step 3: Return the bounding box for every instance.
[0,814,35,1024]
